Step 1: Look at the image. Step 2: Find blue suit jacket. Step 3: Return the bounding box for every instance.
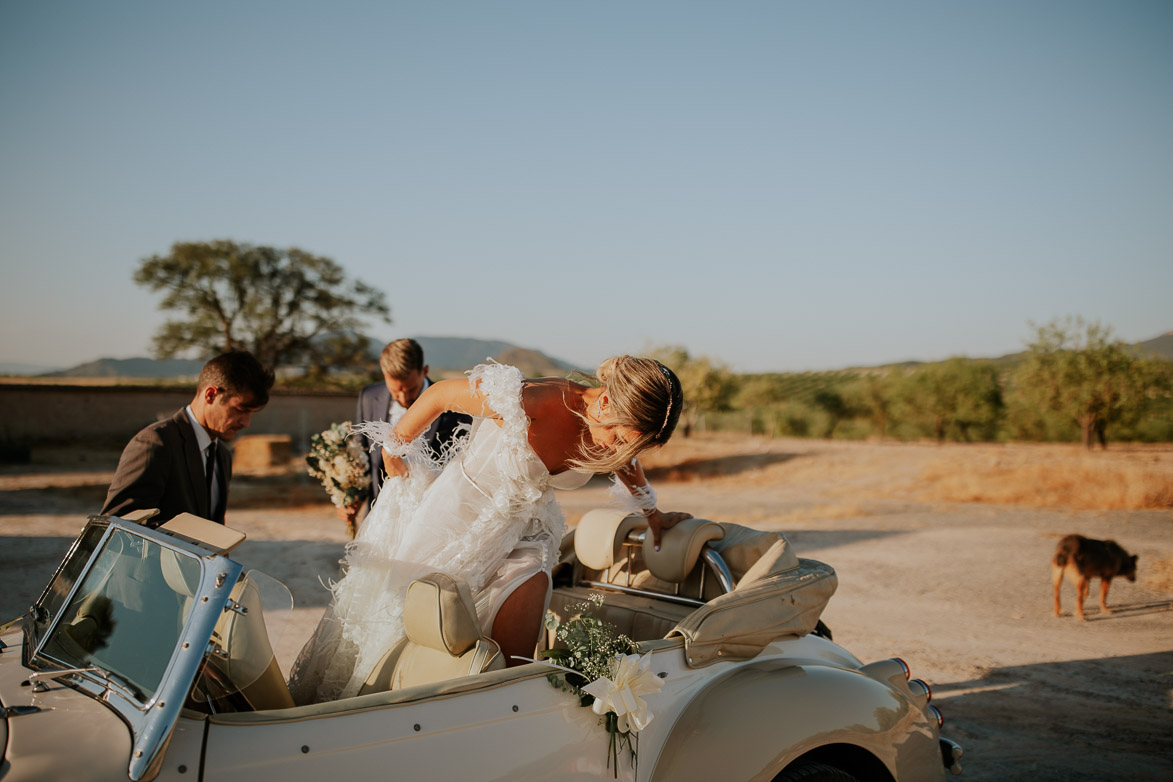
[355,381,472,503]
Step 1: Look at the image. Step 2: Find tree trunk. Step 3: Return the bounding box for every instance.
[1095,419,1108,450]
[1079,415,1096,450]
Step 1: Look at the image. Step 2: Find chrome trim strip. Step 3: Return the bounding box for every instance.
[580,580,705,607]
[701,549,736,593]
[579,542,736,605]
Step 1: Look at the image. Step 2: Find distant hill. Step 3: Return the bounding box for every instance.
[879,329,1173,372]
[42,357,205,379]
[33,337,579,381]
[411,337,580,375]
[0,361,62,376]
[1136,331,1173,361]
[15,329,1166,381]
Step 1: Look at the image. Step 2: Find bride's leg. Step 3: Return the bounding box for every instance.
[492,572,549,667]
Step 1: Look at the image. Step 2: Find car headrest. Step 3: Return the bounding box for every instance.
[574,508,648,571]
[403,573,483,656]
[643,518,725,583]
[160,548,202,597]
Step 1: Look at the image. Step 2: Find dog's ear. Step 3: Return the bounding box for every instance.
[1132,554,1139,565]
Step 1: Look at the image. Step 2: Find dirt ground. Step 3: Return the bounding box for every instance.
[2,434,1171,780]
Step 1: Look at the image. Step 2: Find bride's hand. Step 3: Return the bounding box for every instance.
[646,508,692,551]
[382,452,408,479]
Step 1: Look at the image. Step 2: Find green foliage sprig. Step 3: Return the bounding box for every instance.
[541,594,641,776]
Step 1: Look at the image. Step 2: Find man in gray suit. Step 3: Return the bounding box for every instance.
[341,338,470,526]
[102,350,275,526]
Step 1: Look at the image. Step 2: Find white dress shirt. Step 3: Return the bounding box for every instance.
[387,377,432,426]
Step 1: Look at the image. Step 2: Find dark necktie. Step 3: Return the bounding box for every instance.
[205,444,218,520]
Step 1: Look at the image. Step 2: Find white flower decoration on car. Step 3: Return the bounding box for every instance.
[581,653,663,733]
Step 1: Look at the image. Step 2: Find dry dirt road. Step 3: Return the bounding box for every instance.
[2,435,1171,780]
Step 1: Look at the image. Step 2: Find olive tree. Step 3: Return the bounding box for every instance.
[1014,317,1161,449]
[899,358,1003,443]
[846,372,896,440]
[134,240,390,373]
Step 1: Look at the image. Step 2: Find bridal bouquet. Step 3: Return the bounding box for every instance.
[305,421,370,539]
[541,594,663,777]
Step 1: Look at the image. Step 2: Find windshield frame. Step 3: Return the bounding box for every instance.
[24,516,244,782]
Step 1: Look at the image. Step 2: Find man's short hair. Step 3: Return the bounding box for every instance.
[380,339,426,380]
[197,351,275,406]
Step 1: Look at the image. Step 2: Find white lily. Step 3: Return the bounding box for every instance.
[581,653,664,733]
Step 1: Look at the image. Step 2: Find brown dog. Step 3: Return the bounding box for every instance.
[1052,534,1138,620]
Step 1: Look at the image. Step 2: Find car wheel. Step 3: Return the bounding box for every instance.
[774,760,860,782]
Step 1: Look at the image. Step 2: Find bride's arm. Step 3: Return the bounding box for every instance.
[613,458,692,551]
[381,378,495,477]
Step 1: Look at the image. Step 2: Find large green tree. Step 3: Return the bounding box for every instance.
[899,358,1003,443]
[134,240,390,373]
[847,372,895,440]
[1014,317,1162,449]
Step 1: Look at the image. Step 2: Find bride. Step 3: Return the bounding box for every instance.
[288,356,690,704]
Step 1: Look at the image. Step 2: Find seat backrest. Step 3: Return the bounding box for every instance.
[361,573,504,694]
[574,508,648,580]
[642,518,726,591]
[205,577,295,711]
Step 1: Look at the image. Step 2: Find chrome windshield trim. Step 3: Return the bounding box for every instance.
[29,515,110,621]
[129,552,242,781]
[32,521,116,657]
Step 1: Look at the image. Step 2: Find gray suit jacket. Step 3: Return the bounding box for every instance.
[101,408,231,526]
[355,381,471,503]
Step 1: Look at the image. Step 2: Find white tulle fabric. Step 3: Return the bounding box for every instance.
[609,473,658,514]
[288,363,579,704]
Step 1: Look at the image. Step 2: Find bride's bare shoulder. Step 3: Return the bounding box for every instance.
[521,377,584,415]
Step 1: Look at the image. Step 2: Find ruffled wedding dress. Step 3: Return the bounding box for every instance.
[287,363,589,704]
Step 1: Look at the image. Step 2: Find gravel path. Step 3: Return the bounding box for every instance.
[3,437,1170,780]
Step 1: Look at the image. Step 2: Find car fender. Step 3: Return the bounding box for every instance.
[648,659,939,782]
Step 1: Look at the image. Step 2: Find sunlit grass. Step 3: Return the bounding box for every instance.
[917,455,1173,510]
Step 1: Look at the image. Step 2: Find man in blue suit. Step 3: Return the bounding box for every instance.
[341,338,471,527]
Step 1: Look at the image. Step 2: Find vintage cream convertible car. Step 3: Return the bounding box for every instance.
[0,509,962,781]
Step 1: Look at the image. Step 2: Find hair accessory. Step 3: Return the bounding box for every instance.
[655,363,675,439]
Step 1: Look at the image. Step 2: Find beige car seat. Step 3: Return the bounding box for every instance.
[642,517,726,599]
[202,576,295,711]
[359,573,505,695]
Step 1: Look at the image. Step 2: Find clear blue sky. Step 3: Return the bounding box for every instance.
[2,1,1170,373]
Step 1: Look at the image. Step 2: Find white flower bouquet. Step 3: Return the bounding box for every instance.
[541,594,663,777]
[305,421,370,539]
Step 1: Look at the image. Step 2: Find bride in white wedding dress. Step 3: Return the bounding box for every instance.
[288,356,689,705]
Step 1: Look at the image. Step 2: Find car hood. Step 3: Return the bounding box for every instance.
[0,626,133,782]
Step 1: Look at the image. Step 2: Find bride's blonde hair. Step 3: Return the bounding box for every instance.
[570,355,683,474]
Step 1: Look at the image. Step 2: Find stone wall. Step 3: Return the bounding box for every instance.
[0,384,356,452]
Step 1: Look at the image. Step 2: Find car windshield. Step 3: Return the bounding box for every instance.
[37,527,203,701]
[32,520,110,643]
